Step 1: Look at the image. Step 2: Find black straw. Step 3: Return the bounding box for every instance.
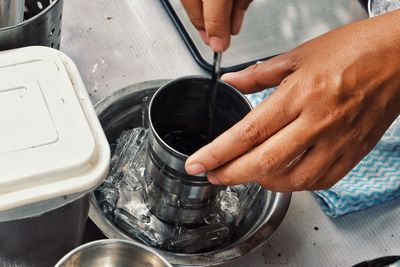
[207,52,222,140]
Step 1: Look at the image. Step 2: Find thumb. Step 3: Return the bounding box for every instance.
[222,52,298,94]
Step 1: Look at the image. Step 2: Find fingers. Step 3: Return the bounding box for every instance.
[222,53,298,94]
[185,85,301,176]
[202,0,234,52]
[206,116,313,185]
[181,0,252,51]
[231,0,252,35]
[257,142,339,192]
[180,0,209,43]
[180,0,204,30]
[307,153,363,191]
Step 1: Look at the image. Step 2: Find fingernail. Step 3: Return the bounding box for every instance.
[221,72,236,81]
[198,30,209,44]
[210,36,225,52]
[186,163,206,176]
[207,173,221,185]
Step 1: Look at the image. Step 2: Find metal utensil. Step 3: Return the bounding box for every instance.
[208,52,222,138]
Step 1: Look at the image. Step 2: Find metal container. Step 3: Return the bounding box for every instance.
[0,0,24,28]
[56,239,172,267]
[146,76,252,225]
[0,0,63,51]
[91,79,291,266]
[0,194,89,267]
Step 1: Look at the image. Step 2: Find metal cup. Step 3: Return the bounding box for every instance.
[0,0,24,28]
[145,76,252,225]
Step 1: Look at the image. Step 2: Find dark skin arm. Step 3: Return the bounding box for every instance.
[183,9,400,191]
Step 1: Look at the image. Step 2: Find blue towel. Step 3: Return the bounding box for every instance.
[247,90,400,218]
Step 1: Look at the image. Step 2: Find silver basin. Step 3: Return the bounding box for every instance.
[90,79,291,266]
[56,239,172,267]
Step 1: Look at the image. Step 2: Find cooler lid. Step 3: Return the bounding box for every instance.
[0,47,110,212]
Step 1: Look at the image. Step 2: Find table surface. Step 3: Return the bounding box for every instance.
[61,1,400,266]
[164,0,367,70]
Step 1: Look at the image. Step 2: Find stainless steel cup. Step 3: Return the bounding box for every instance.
[0,0,24,28]
[146,76,252,225]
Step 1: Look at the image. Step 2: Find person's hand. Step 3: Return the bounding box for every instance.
[185,10,400,191]
[180,0,252,52]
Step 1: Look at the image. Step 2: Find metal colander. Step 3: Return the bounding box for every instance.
[0,0,63,51]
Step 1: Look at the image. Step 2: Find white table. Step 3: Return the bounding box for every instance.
[61,1,400,266]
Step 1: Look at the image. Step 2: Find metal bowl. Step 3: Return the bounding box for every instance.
[56,239,172,267]
[90,79,291,266]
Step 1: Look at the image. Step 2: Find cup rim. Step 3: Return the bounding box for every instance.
[148,75,252,160]
[55,239,172,267]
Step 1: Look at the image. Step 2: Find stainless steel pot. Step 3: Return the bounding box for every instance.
[0,194,89,267]
[90,79,291,266]
[0,0,24,28]
[56,239,172,267]
[0,0,63,50]
[146,76,252,225]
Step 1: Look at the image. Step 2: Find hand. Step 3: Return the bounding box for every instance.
[185,10,400,191]
[180,0,252,52]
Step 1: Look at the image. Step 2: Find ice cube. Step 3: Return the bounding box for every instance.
[218,187,240,217]
[109,128,147,180]
[162,223,230,253]
[114,208,162,246]
[95,184,119,219]
[235,183,262,226]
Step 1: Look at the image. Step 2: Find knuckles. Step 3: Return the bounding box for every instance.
[189,17,205,30]
[308,177,340,191]
[289,174,315,191]
[214,172,234,185]
[204,18,231,34]
[257,150,281,176]
[208,150,224,168]
[238,121,264,147]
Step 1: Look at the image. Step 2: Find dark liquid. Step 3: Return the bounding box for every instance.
[163,130,210,156]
